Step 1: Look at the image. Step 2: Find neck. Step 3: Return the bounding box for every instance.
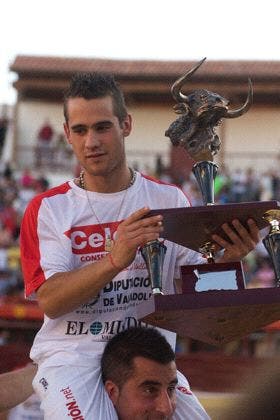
[79,167,136,193]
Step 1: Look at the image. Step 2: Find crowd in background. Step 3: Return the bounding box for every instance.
[0,163,50,298]
[0,156,279,300]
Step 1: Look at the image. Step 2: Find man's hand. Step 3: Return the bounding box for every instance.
[36,207,163,318]
[110,207,163,269]
[212,218,260,263]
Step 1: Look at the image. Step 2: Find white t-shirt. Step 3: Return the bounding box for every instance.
[20,172,203,367]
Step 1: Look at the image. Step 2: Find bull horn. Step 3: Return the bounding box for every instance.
[225,78,253,119]
[171,57,207,103]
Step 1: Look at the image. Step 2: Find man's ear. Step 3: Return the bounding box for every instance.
[63,122,71,144]
[122,114,132,138]
[104,380,120,405]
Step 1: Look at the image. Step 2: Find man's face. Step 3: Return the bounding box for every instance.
[105,356,177,420]
[64,96,131,178]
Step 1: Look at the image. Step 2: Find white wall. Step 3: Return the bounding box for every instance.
[223,106,280,173]
[126,103,173,172]
[14,99,280,176]
[16,100,174,174]
[17,100,63,148]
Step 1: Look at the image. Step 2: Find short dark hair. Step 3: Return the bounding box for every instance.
[101,327,175,388]
[63,72,128,123]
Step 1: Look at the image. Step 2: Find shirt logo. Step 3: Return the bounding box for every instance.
[64,222,119,254]
[177,386,192,395]
[39,377,49,391]
[89,321,103,335]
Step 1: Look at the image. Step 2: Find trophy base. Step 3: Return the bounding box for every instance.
[136,287,280,346]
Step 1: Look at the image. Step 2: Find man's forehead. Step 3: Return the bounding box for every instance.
[131,357,177,384]
[67,96,114,114]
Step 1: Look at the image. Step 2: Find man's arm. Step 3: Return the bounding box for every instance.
[0,364,37,412]
[36,207,163,318]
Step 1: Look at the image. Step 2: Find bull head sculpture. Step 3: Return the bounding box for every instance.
[165,57,253,162]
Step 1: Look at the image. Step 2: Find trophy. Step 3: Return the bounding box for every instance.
[164,58,280,286]
[165,57,253,263]
[136,59,280,345]
[141,240,167,295]
[142,58,280,295]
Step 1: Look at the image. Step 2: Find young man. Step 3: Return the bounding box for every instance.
[20,72,259,418]
[101,326,206,420]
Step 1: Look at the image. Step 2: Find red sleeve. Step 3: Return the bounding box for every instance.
[20,197,46,298]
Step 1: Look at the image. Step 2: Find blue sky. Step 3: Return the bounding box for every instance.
[1,0,279,104]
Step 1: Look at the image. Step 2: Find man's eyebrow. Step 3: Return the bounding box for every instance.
[168,378,179,387]
[170,378,179,386]
[140,377,178,387]
[70,123,86,130]
[70,120,113,130]
[140,380,161,387]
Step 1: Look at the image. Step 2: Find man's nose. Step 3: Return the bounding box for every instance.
[85,130,100,148]
[155,391,175,417]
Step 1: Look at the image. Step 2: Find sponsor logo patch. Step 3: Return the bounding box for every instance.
[65,318,148,339]
[60,386,84,419]
[64,223,119,254]
[177,385,192,395]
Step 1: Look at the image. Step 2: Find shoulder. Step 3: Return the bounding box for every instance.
[140,173,180,190]
[24,182,71,214]
[139,173,191,205]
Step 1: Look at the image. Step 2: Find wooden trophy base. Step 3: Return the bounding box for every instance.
[137,287,280,346]
[139,201,280,346]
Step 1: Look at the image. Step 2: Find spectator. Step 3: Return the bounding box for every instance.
[244,168,261,202]
[14,171,36,216]
[229,168,247,202]
[259,170,273,201]
[247,256,275,288]
[0,116,8,158]
[36,119,54,167]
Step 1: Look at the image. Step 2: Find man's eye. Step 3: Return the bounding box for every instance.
[167,385,176,396]
[97,123,112,132]
[143,386,158,396]
[73,128,86,135]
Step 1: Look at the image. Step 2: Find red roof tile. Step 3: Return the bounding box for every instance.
[10,55,280,81]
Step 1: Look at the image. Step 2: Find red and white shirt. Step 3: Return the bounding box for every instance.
[20,172,203,367]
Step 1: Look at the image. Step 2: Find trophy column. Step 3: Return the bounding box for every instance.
[141,240,167,295]
[192,161,218,206]
[192,161,218,262]
[262,210,280,287]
